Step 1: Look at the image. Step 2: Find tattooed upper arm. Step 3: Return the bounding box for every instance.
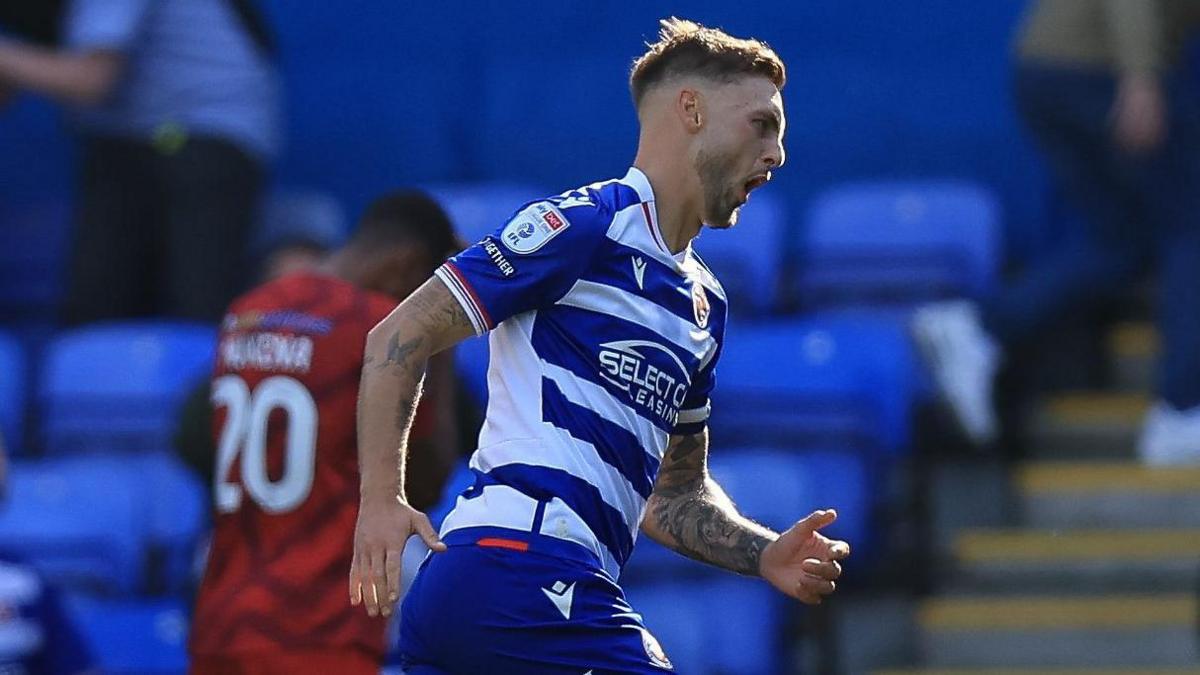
[366,275,477,372]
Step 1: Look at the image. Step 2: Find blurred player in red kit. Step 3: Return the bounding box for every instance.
[189,190,462,675]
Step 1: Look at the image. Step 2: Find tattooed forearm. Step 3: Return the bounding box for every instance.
[643,431,777,576]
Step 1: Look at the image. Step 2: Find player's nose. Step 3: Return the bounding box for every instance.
[764,140,785,170]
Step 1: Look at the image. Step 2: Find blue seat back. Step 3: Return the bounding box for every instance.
[0,453,206,596]
[625,576,783,675]
[0,457,145,594]
[796,180,1001,308]
[711,315,919,456]
[0,332,24,452]
[709,448,869,538]
[626,447,874,576]
[422,182,548,246]
[137,452,207,593]
[692,188,787,315]
[40,322,216,454]
[67,595,188,673]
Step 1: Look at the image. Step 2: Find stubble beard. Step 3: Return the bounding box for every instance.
[695,148,742,230]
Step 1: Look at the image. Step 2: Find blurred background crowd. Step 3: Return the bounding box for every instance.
[0,1,1198,673]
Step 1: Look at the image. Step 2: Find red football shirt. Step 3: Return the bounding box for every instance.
[189,273,429,660]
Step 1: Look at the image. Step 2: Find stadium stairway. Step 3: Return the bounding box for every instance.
[862,321,1200,674]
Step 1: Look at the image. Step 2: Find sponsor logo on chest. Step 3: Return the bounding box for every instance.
[597,340,690,426]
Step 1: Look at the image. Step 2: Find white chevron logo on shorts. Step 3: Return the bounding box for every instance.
[542,580,576,620]
[632,257,647,290]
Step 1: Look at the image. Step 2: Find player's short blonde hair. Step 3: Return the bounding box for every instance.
[629,17,785,108]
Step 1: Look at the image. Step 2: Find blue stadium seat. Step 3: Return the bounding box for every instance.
[709,448,870,548]
[138,452,207,593]
[692,188,787,315]
[0,199,72,322]
[0,453,206,596]
[422,182,548,245]
[0,456,145,594]
[621,581,708,674]
[625,576,784,675]
[67,595,188,674]
[40,322,216,454]
[0,331,24,453]
[794,181,1001,309]
[625,447,873,577]
[710,315,920,458]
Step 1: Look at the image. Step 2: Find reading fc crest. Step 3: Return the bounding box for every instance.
[691,282,710,329]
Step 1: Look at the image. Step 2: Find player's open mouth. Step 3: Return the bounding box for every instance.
[742,173,770,201]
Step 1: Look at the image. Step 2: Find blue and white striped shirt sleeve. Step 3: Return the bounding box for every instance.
[435,199,606,336]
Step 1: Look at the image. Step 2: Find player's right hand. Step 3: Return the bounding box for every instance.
[349,494,447,618]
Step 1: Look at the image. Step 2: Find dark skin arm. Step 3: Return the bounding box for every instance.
[641,429,851,603]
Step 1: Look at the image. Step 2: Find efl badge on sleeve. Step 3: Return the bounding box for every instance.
[691,282,710,329]
[501,202,570,254]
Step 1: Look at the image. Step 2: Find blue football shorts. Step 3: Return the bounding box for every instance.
[398,527,675,674]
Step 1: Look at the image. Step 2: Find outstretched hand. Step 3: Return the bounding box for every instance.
[759,509,850,604]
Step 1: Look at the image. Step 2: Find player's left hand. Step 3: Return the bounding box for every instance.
[758,509,850,605]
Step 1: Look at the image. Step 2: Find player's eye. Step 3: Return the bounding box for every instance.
[752,118,770,135]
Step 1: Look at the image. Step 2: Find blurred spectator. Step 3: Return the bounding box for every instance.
[0,0,280,325]
[0,433,95,675]
[914,0,1200,464]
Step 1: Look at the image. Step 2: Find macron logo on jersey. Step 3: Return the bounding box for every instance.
[632,257,647,290]
[541,580,575,620]
[502,202,570,254]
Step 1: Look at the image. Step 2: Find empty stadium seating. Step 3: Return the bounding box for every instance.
[711,314,922,458]
[793,180,1002,309]
[625,576,783,675]
[421,182,548,245]
[39,322,216,454]
[0,455,147,594]
[67,595,189,673]
[0,452,206,596]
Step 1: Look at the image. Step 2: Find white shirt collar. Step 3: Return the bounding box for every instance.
[622,166,694,266]
[622,166,656,203]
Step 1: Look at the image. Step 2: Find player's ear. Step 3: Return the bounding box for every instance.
[677,88,703,134]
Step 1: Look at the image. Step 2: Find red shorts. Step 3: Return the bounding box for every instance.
[189,649,379,675]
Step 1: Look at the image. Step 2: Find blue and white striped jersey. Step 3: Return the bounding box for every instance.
[433,167,728,579]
